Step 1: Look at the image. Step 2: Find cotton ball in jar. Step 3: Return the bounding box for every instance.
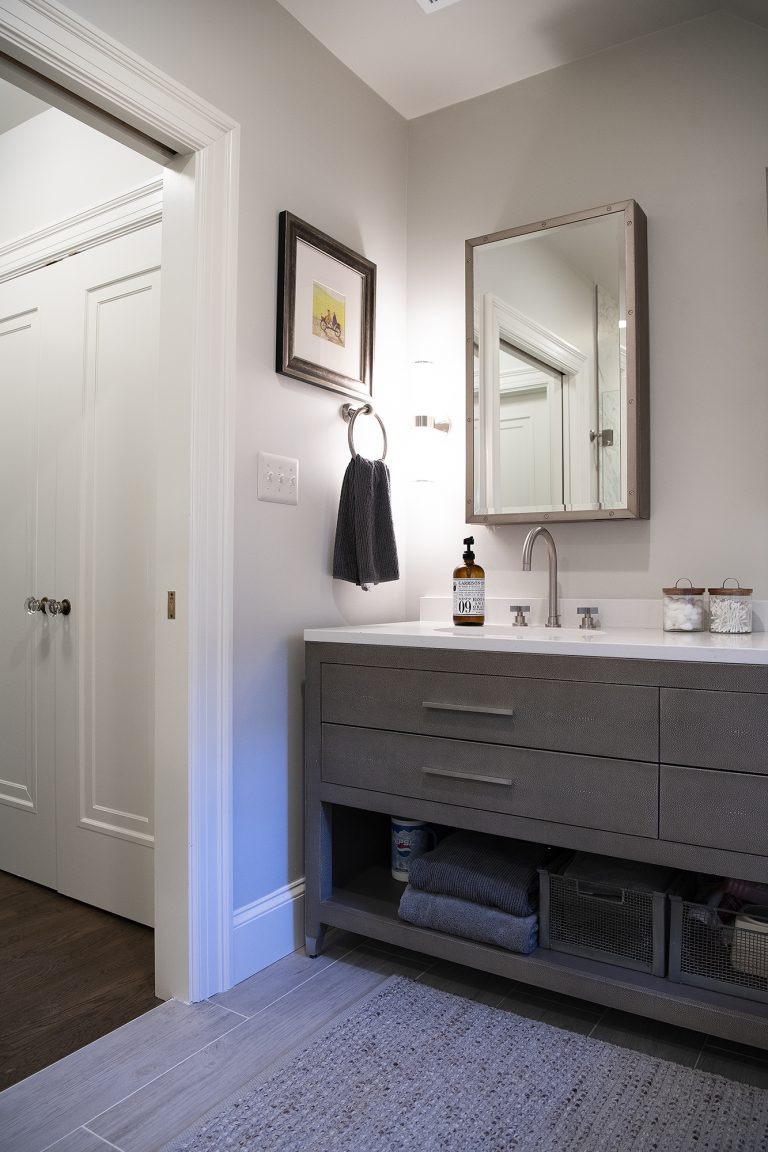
[663,587,705,631]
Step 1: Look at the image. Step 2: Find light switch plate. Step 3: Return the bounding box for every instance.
[257,451,299,505]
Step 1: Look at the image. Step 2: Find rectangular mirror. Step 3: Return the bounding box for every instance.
[466,201,649,523]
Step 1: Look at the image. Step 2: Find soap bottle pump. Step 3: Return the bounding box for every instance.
[453,536,485,626]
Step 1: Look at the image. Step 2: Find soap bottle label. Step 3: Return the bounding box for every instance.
[453,579,485,617]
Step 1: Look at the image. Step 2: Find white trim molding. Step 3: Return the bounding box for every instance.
[0,0,232,152]
[0,178,163,283]
[486,294,586,377]
[232,880,306,987]
[0,0,238,1003]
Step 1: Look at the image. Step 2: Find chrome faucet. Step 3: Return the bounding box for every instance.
[521,526,560,628]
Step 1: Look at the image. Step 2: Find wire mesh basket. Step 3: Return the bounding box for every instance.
[539,857,672,976]
[669,895,768,1004]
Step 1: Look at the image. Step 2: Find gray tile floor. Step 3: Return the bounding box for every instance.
[2,932,768,1152]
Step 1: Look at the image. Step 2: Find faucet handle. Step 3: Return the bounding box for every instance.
[577,606,600,630]
[509,604,531,627]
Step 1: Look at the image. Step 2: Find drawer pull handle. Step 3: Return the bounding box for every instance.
[422,701,515,719]
[421,767,513,787]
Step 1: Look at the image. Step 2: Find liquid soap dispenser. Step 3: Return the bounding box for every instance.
[453,537,485,626]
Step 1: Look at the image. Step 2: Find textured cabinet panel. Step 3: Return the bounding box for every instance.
[322,723,659,837]
[660,688,768,774]
[660,765,768,855]
[323,663,658,762]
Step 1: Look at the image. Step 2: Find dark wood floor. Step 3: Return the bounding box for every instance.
[0,869,160,1091]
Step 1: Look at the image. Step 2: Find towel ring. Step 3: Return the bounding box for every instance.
[341,402,388,461]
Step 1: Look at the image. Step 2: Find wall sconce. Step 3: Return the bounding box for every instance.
[412,359,452,435]
[414,414,452,433]
[412,360,451,482]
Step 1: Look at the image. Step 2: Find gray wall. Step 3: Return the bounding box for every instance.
[405,13,768,611]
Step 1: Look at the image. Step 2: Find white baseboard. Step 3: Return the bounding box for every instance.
[231,878,306,987]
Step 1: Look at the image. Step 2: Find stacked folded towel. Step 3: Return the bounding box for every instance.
[398,831,549,955]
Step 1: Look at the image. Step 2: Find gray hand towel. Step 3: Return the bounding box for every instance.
[407,831,549,917]
[399,886,538,954]
[332,455,399,590]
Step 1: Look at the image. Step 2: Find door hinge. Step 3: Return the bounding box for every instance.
[167,591,176,619]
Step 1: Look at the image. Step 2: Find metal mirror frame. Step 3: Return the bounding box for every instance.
[465,199,649,524]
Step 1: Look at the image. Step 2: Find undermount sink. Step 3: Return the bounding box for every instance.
[434,625,602,640]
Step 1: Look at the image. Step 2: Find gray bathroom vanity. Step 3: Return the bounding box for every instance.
[304,625,768,1048]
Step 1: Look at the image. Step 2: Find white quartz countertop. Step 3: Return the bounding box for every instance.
[304,620,768,664]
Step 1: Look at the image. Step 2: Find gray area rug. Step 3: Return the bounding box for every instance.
[162,976,768,1151]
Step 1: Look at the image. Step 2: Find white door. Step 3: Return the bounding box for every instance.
[499,388,551,509]
[0,225,161,926]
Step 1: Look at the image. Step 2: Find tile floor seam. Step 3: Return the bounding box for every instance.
[587,1009,606,1037]
[82,1128,126,1151]
[37,1126,125,1152]
[221,943,381,1020]
[704,1037,768,1062]
[207,1002,249,1020]
[30,945,367,1149]
[78,1013,253,1133]
[79,949,380,1139]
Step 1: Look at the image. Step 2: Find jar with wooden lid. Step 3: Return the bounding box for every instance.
[662,579,705,632]
[708,578,752,634]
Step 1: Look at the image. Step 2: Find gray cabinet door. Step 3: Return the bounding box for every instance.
[661,688,768,774]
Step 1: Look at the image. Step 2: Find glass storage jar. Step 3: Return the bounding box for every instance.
[662,579,705,632]
[708,578,752,634]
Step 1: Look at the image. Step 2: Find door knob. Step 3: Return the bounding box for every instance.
[46,598,71,617]
[24,596,71,616]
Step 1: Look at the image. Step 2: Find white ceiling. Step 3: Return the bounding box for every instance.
[275,0,768,119]
[0,77,49,133]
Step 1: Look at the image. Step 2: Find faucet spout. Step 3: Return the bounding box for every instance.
[521,526,560,628]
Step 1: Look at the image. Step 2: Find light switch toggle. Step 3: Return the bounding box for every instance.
[257,452,299,505]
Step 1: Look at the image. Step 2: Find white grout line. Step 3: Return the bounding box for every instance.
[35,940,426,1151]
[67,942,367,1137]
[208,1002,249,1020]
[39,1126,126,1152]
[81,1014,251,1129]
[82,1128,126,1151]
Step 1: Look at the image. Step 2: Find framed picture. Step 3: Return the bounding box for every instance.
[276,211,376,400]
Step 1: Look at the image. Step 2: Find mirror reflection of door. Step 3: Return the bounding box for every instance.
[469,205,640,520]
[498,346,562,512]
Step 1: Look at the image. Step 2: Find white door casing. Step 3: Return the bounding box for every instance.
[0,0,239,1001]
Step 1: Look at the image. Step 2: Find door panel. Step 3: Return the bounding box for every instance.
[0,302,57,885]
[56,260,159,925]
[0,225,160,924]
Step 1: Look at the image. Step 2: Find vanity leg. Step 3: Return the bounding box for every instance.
[305,926,327,958]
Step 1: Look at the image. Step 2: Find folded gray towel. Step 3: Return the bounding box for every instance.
[407,831,549,917]
[332,455,399,590]
[399,886,538,954]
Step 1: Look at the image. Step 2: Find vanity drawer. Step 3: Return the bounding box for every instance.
[660,689,768,774]
[322,664,658,761]
[322,723,659,837]
[660,765,768,856]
